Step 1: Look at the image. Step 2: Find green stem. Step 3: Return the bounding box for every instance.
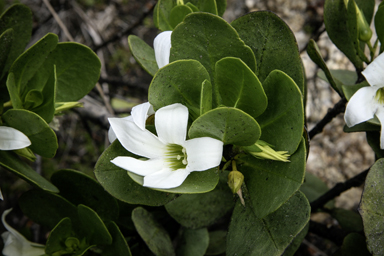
[3,101,12,108]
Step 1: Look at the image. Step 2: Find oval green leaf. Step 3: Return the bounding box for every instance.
[256,70,304,154]
[227,191,310,256]
[94,140,176,206]
[153,0,174,31]
[128,35,158,76]
[188,107,261,146]
[102,221,132,256]
[215,57,267,119]
[2,109,58,157]
[169,5,193,28]
[231,11,304,94]
[176,228,209,256]
[238,138,306,218]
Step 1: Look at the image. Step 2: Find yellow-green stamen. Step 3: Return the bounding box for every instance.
[165,144,188,170]
[375,88,384,104]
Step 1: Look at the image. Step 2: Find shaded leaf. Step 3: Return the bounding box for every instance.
[102,221,132,256]
[176,228,209,256]
[205,230,227,255]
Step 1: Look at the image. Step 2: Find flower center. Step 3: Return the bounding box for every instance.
[375,88,384,104]
[165,144,188,171]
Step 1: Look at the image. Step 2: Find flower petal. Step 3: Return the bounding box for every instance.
[111,157,164,176]
[184,137,223,171]
[131,102,155,130]
[108,116,132,143]
[109,117,166,158]
[143,168,191,189]
[362,52,384,86]
[375,106,384,149]
[0,127,31,151]
[155,103,188,145]
[154,31,172,69]
[344,85,380,127]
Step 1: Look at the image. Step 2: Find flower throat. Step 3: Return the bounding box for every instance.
[165,144,188,171]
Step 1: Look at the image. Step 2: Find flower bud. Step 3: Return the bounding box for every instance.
[354,2,372,42]
[227,170,244,194]
[243,140,290,162]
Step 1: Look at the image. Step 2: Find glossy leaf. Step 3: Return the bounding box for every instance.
[51,169,119,222]
[256,70,304,154]
[148,59,210,119]
[77,204,112,246]
[164,172,234,228]
[238,138,306,218]
[94,140,176,206]
[0,4,32,80]
[176,228,209,256]
[132,207,176,256]
[18,190,78,230]
[231,11,304,94]
[215,57,267,119]
[188,107,261,146]
[359,158,384,255]
[102,221,132,256]
[227,191,310,256]
[2,109,58,158]
[170,12,256,88]
[128,35,158,76]
[323,0,363,69]
[0,150,59,193]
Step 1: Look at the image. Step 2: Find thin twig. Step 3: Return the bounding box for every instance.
[92,1,156,52]
[308,98,347,139]
[310,167,370,212]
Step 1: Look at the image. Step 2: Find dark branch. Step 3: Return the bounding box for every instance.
[92,1,156,52]
[308,98,347,139]
[310,167,370,212]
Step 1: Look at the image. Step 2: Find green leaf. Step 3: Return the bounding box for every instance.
[215,0,227,16]
[205,230,227,255]
[256,70,304,154]
[185,2,199,12]
[330,208,363,233]
[164,172,234,228]
[0,150,59,193]
[366,131,384,158]
[343,121,380,133]
[0,4,32,80]
[323,0,364,70]
[355,0,375,24]
[128,167,219,194]
[148,59,210,119]
[2,109,58,158]
[200,79,212,115]
[51,169,119,222]
[188,107,261,146]
[238,138,306,218]
[282,223,309,256]
[47,42,101,102]
[227,191,310,256]
[94,140,176,206]
[153,0,174,31]
[24,89,44,109]
[307,39,342,96]
[359,158,384,255]
[19,190,78,230]
[77,204,112,246]
[199,0,218,15]
[215,57,267,119]
[231,11,305,94]
[338,233,371,256]
[0,28,13,78]
[176,228,209,256]
[8,33,58,95]
[132,207,176,256]
[128,35,158,76]
[102,221,132,256]
[170,12,256,88]
[6,72,22,109]
[169,5,193,28]
[375,6,384,52]
[318,69,358,87]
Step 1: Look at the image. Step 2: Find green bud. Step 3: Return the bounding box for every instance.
[227,170,244,194]
[55,101,83,114]
[354,2,372,42]
[14,147,36,162]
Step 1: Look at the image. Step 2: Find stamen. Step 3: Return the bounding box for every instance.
[165,144,188,170]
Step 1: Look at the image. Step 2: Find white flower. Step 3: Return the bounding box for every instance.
[109,103,223,189]
[345,52,384,148]
[0,126,31,151]
[108,102,154,143]
[1,209,45,256]
[154,31,172,69]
